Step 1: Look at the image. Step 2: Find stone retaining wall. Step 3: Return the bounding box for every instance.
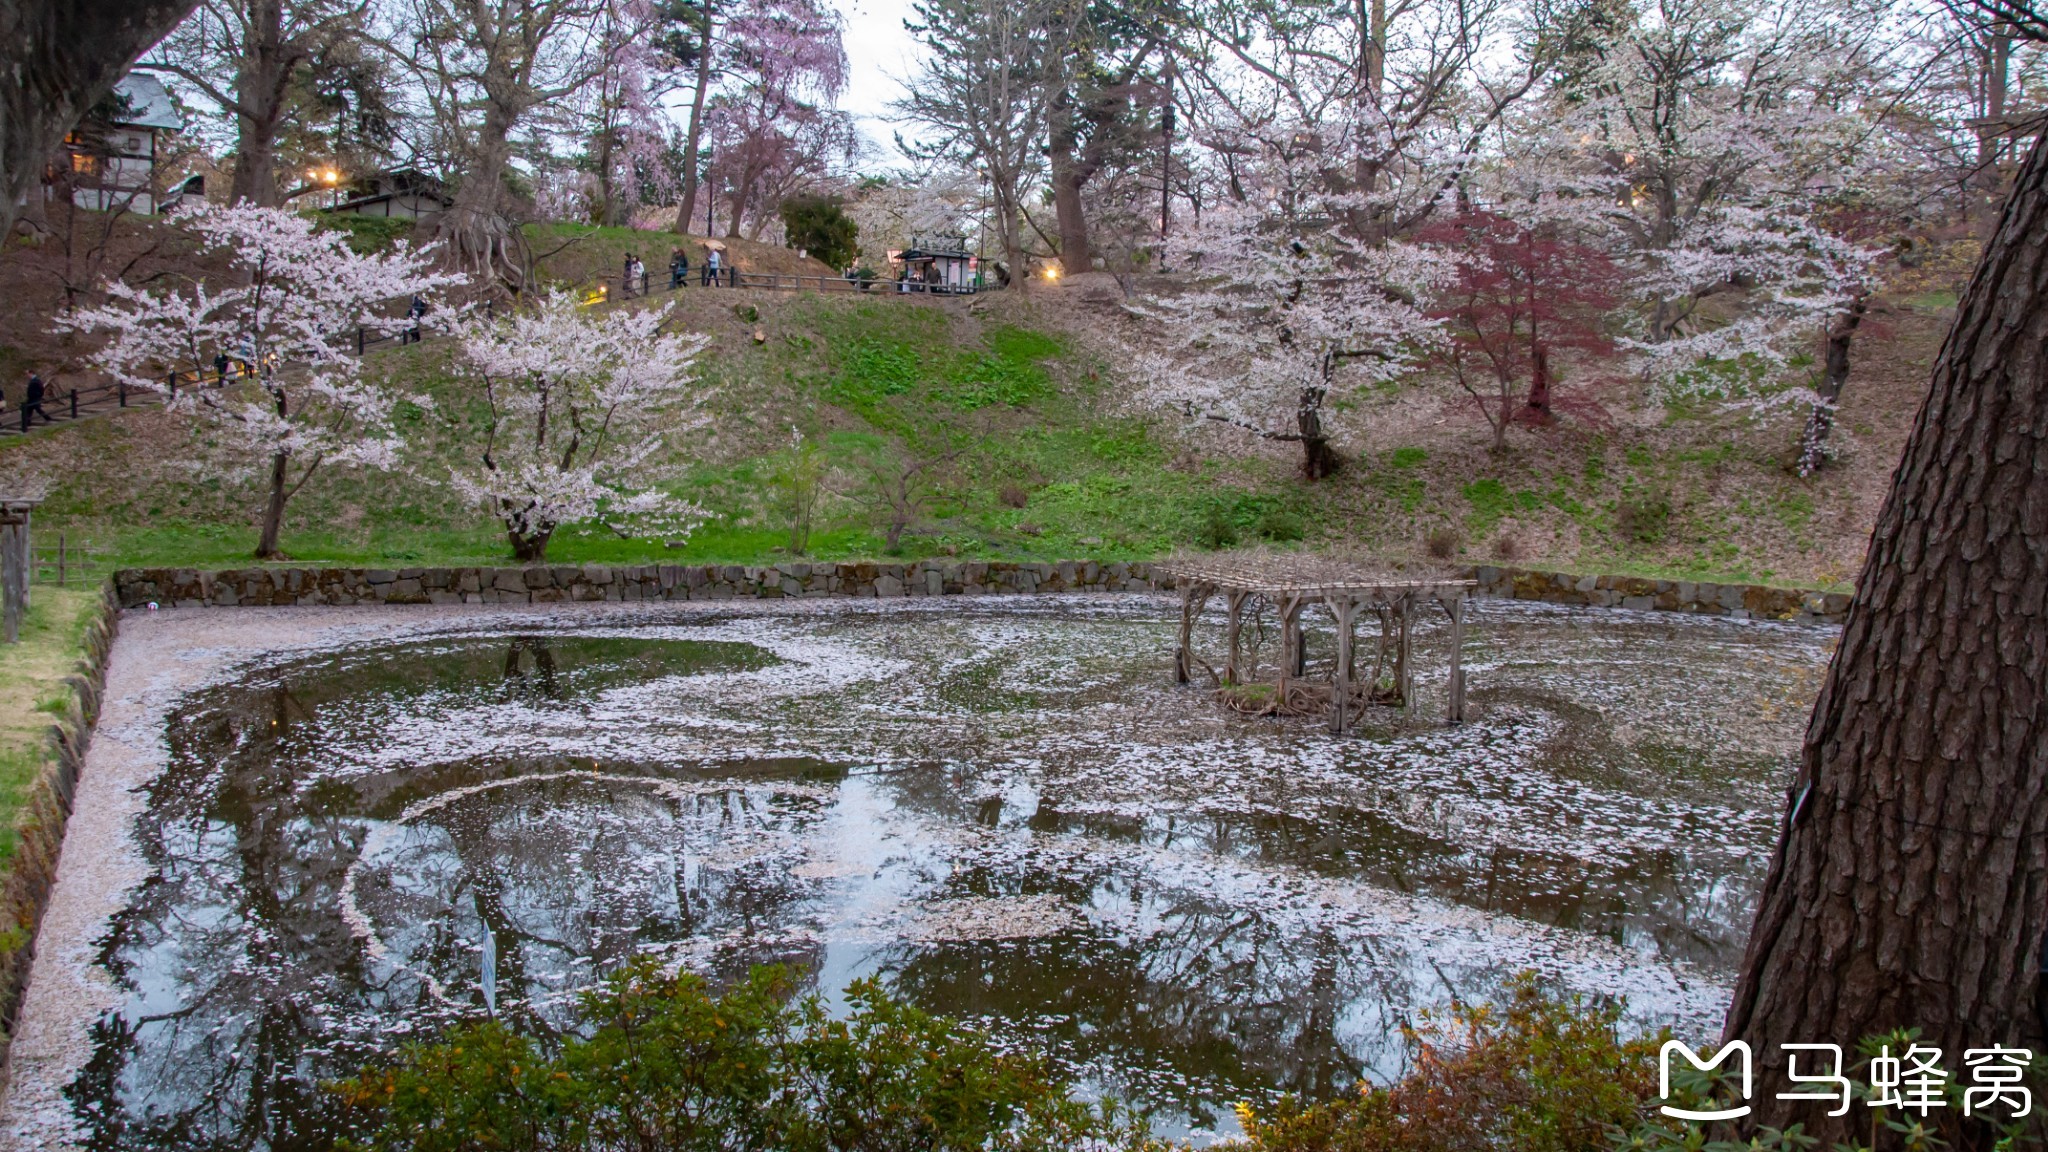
[113,560,1163,609]
[0,580,119,1063]
[1471,565,1850,623]
[111,560,1850,624]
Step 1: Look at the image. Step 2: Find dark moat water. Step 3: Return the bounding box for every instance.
[66,598,1833,1150]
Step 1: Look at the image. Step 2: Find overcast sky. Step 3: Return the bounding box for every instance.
[834,0,926,166]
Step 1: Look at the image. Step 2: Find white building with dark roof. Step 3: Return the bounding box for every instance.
[53,72,183,215]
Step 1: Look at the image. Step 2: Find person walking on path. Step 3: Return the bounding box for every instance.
[404,293,428,344]
[631,255,647,295]
[670,248,690,289]
[212,350,230,383]
[19,373,50,432]
[706,247,723,287]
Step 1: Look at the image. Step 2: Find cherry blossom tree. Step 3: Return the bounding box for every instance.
[441,291,711,562]
[60,204,462,559]
[1548,0,1890,391]
[574,0,684,225]
[701,0,854,238]
[844,169,978,264]
[1130,123,1440,479]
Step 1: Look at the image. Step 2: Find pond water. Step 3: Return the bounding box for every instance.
[65,596,1833,1150]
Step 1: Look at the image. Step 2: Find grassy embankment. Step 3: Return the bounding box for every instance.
[0,220,1971,589]
[0,589,97,869]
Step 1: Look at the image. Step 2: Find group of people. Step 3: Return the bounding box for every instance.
[623,246,733,297]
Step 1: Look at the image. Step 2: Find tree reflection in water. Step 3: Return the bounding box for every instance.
[52,604,1830,1150]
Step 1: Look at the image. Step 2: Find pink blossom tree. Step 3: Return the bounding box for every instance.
[573,0,685,225]
[60,204,463,558]
[701,0,855,237]
[1131,123,1440,479]
[442,291,712,561]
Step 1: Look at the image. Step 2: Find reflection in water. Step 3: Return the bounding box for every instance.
[64,602,1834,1150]
[502,637,560,700]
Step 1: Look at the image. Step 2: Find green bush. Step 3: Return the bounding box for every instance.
[1256,506,1305,542]
[1615,493,1672,545]
[335,962,1160,1152]
[779,195,860,270]
[1195,503,1240,549]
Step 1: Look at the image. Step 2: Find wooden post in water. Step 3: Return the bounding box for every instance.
[1330,596,1357,735]
[0,498,37,644]
[1277,593,1304,703]
[1175,580,1196,684]
[1223,590,1247,685]
[1394,594,1414,712]
[1445,596,1467,723]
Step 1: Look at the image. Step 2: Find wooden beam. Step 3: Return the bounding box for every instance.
[1224,590,1248,685]
[0,510,26,645]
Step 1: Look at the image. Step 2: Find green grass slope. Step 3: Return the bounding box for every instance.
[0,265,1957,588]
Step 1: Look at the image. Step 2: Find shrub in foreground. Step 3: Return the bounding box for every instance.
[334,962,1161,1152]
[338,965,2041,1152]
[1230,976,1658,1152]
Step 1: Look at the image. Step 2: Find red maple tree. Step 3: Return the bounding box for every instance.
[1420,210,1618,451]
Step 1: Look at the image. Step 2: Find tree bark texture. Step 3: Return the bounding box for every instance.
[507,522,551,562]
[1048,146,1092,274]
[1724,131,2048,1144]
[0,0,200,236]
[226,0,292,206]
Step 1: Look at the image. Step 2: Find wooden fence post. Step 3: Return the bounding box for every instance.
[0,499,35,644]
[56,532,64,587]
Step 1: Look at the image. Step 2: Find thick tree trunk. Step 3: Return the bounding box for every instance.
[227,0,288,206]
[229,129,279,206]
[507,522,552,562]
[1297,388,1340,479]
[1525,341,1552,421]
[1049,156,1092,275]
[437,101,520,278]
[0,0,199,236]
[256,448,289,558]
[673,0,714,236]
[1047,102,1094,274]
[723,175,745,238]
[1724,132,2048,1144]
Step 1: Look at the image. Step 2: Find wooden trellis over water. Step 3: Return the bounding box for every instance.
[1157,556,1476,731]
